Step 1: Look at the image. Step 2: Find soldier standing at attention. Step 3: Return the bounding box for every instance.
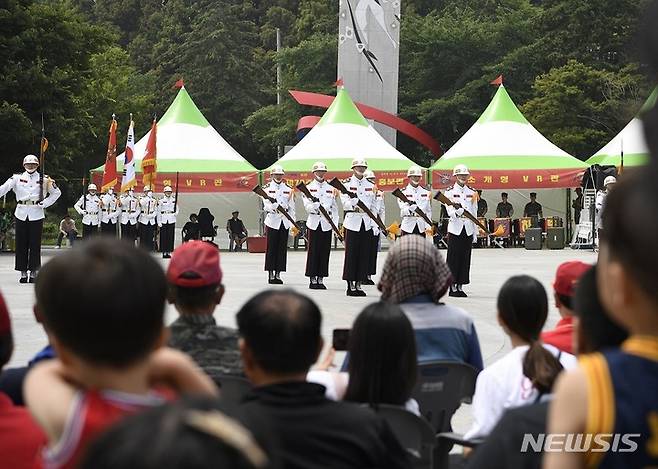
[443,164,478,297]
[364,169,383,286]
[99,188,119,237]
[495,192,514,218]
[262,165,295,285]
[0,154,61,283]
[340,158,375,297]
[302,162,338,290]
[138,185,157,251]
[157,185,178,259]
[74,183,101,239]
[399,165,432,236]
[119,188,140,242]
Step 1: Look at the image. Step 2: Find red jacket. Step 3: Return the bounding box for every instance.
[0,392,46,469]
[541,317,574,354]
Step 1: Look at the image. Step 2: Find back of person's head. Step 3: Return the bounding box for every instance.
[573,265,628,355]
[80,396,277,469]
[167,241,223,311]
[497,275,563,395]
[0,291,12,371]
[35,238,167,368]
[344,302,417,407]
[237,290,321,375]
[553,261,591,311]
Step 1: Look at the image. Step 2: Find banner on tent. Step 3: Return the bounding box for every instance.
[280,171,410,191]
[431,169,586,189]
[92,171,259,193]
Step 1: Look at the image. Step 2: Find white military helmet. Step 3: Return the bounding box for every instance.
[453,164,470,176]
[270,164,285,175]
[88,183,97,191]
[163,185,173,192]
[364,169,375,179]
[143,185,151,192]
[351,158,368,169]
[23,154,39,166]
[603,176,617,186]
[407,165,423,177]
[312,161,328,172]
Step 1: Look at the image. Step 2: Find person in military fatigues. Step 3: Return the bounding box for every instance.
[74,183,101,239]
[443,164,478,297]
[0,154,61,283]
[364,169,384,285]
[262,165,295,284]
[119,188,140,242]
[495,192,514,218]
[99,188,119,237]
[399,165,432,236]
[138,185,158,251]
[302,162,338,290]
[157,185,178,258]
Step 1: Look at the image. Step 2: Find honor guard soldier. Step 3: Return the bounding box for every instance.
[399,165,432,236]
[443,164,478,297]
[364,170,383,285]
[0,154,61,283]
[302,162,339,290]
[99,187,119,237]
[340,158,376,296]
[157,185,178,259]
[119,188,140,242]
[263,165,295,284]
[138,185,157,251]
[74,183,101,239]
[595,175,616,235]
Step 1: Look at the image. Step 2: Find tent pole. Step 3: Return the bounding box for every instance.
[566,188,571,245]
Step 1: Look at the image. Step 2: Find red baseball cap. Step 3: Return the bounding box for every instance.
[0,291,10,336]
[553,261,591,297]
[167,241,222,287]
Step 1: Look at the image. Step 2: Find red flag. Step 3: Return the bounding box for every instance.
[490,75,503,86]
[333,77,344,88]
[174,78,185,89]
[101,116,118,192]
[141,119,157,189]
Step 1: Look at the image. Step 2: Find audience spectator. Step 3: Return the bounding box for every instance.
[0,290,47,469]
[308,302,419,414]
[167,240,243,380]
[378,235,483,370]
[237,289,409,469]
[56,214,78,248]
[25,238,217,469]
[547,173,658,469]
[197,208,217,241]
[227,210,248,251]
[541,261,591,354]
[80,396,278,469]
[466,265,628,469]
[182,213,201,242]
[464,275,577,441]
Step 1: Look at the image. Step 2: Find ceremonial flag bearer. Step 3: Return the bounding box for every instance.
[74,183,101,239]
[263,165,295,284]
[119,188,140,242]
[364,169,383,285]
[399,165,432,236]
[138,185,157,251]
[157,185,178,258]
[99,188,119,236]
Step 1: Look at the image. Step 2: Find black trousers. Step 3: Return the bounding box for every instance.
[368,231,379,275]
[160,223,175,253]
[82,223,98,239]
[14,217,43,272]
[121,223,137,241]
[100,222,117,236]
[264,224,288,272]
[305,227,332,278]
[402,225,423,236]
[343,222,371,281]
[446,227,473,285]
[139,223,156,251]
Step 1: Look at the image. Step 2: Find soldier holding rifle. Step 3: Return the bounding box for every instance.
[396,165,432,236]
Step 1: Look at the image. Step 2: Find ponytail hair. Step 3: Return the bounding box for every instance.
[498,275,563,395]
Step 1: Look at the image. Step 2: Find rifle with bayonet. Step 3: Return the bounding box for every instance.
[328,177,388,236]
[296,182,343,243]
[433,190,490,234]
[253,185,307,241]
[391,188,434,229]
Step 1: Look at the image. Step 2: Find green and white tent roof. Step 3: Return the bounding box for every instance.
[96,87,256,173]
[586,87,657,167]
[270,88,419,172]
[431,85,586,171]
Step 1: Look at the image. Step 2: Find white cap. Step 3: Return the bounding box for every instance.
[270,164,285,175]
[23,154,39,166]
[407,165,423,177]
[143,185,151,192]
[364,169,375,179]
[88,183,97,191]
[351,158,368,169]
[604,176,617,186]
[453,164,470,176]
[312,162,327,172]
[163,185,173,192]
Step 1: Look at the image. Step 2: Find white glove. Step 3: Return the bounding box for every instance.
[351,197,359,208]
[270,202,279,213]
[456,208,465,216]
[158,222,162,228]
[409,204,418,213]
[311,201,321,212]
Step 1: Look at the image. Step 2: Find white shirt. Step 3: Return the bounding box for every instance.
[464,344,577,440]
[138,194,158,225]
[370,187,385,236]
[302,179,338,232]
[595,190,607,227]
[119,194,140,225]
[157,195,179,225]
[398,183,432,233]
[444,182,478,237]
[262,180,295,230]
[74,194,101,226]
[0,171,61,221]
[99,193,120,224]
[339,175,376,232]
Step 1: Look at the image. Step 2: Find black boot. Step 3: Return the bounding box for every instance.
[346,281,360,296]
[316,277,327,290]
[272,272,283,285]
[268,271,277,285]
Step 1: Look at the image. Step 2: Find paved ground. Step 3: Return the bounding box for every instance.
[1,245,597,432]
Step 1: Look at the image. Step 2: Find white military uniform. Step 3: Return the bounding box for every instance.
[99,193,120,224]
[119,193,140,225]
[595,190,607,228]
[370,186,385,236]
[74,193,101,227]
[339,175,376,232]
[399,183,432,233]
[157,194,179,226]
[444,182,478,238]
[262,181,295,229]
[302,179,338,231]
[138,194,158,225]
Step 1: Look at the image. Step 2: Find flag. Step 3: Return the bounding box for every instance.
[490,75,503,86]
[121,116,137,192]
[101,116,118,192]
[174,78,185,89]
[141,118,157,189]
[333,77,344,87]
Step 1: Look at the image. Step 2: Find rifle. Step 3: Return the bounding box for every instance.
[39,114,48,202]
[82,176,87,212]
[391,188,434,228]
[328,178,388,236]
[296,182,343,243]
[253,185,307,241]
[174,171,180,213]
[434,190,490,234]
